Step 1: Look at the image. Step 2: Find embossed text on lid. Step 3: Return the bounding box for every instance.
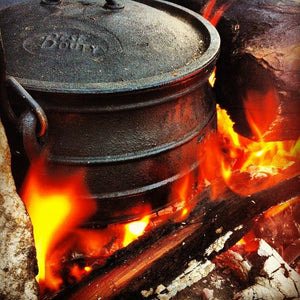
[0,0,220,92]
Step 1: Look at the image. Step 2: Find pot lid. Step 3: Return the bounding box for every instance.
[0,0,220,93]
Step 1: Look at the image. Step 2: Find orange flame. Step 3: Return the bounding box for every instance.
[202,0,217,21]
[199,103,300,198]
[22,157,153,294]
[21,157,96,292]
[21,158,152,294]
[202,0,235,26]
[264,197,300,219]
[176,174,192,220]
[72,209,152,260]
[169,170,199,222]
[243,88,280,140]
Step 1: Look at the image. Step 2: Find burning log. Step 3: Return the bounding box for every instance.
[51,174,300,300]
[213,0,300,141]
[233,239,300,299]
[173,238,300,300]
[0,119,39,300]
[169,0,300,141]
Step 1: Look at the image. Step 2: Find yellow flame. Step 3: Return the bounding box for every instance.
[123,216,150,247]
[21,158,96,293]
[208,68,216,87]
[29,194,71,285]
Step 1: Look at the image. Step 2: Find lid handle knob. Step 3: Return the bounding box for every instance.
[41,0,61,4]
[104,0,125,10]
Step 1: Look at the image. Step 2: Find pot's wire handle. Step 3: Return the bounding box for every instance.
[5,76,48,161]
[6,76,48,138]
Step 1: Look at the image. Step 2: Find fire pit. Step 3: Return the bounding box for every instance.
[0,0,299,299]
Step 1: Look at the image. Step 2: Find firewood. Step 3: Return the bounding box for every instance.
[213,0,300,141]
[233,239,300,299]
[51,174,300,300]
[173,238,300,300]
[0,118,39,300]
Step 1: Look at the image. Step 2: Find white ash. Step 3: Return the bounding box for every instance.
[205,231,233,256]
[141,259,215,299]
[141,288,154,298]
[141,231,236,299]
[0,119,39,300]
[155,284,167,294]
[234,224,243,231]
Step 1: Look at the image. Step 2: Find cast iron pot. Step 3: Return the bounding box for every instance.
[0,0,220,226]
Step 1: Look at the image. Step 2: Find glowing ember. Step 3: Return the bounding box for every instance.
[235,196,300,265]
[68,211,151,266]
[21,157,96,293]
[69,265,92,282]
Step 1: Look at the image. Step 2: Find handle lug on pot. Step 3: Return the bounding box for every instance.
[19,111,45,161]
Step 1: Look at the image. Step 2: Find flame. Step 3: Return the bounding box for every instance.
[123,215,150,247]
[21,157,96,292]
[21,156,152,295]
[208,67,217,87]
[21,158,152,293]
[202,0,217,20]
[202,0,235,26]
[264,197,300,219]
[19,65,299,294]
[69,210,151,263]
[199,103,300,198]
[169,171,198,222]
[178,175,190,219]
[243,88,280,140]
